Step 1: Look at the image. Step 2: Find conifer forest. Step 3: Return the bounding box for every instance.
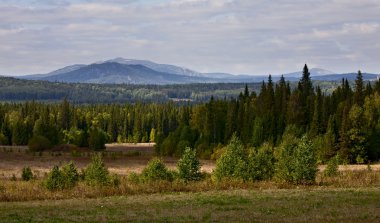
[1,65,379,164]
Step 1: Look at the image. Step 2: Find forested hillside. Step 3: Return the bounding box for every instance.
[0,76,265,103]
[0,65,379,163]
[0,76,340,103]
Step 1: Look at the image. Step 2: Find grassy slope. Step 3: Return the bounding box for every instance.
[1,188,380,223]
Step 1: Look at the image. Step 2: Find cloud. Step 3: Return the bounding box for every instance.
[0,0,379,75]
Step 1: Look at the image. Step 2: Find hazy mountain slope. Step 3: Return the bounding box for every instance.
[17,58,379,84]
[103,58,203,77]
[38,62,214,84]
[283,68,336,78]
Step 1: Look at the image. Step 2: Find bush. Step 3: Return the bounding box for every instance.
[84,153,117,186]
[292,136,318,184]
[141,158,173,182]
[177,147,202,182]
[275,135,318,184]
[61,161,79,188]
[45,162,80,191]
[28,135,52,152]
[21,167,34,181]
[45,166,65,191]
[324,155,339,177]
[210,144,225,161]
[127,172,140,183]
[247,143,275,181]
[213,135,248,181]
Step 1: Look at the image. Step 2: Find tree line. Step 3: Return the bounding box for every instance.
[0,76,265,103]
[0,64,379,163]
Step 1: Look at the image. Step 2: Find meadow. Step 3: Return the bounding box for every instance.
[1,188,380,222]
[1,147,380,222]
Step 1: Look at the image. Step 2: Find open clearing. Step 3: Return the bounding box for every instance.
[0,148,379,180]
[1,147,380,222]
[1,188,380,222]
[0,148,215,179]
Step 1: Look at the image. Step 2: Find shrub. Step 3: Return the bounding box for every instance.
[292,136,318,184]
[275,135,318,184]
[210,144,225,161]
[127,172,140,184]
[84,153,117,186]
[247,143,275,181]
[45,166,65,191]
[61,161,79,188]
[176,140,190,156]
[44,162,80,191]
[141,158,173,182]
[21,167,34,181]
[28,135,52,152]
[177,147,202,182]
[324,155,339,177]
[213,135,248,181]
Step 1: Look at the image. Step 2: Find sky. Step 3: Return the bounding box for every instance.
[0,0,379,76]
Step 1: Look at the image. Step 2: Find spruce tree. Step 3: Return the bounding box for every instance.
[353,70,364,106]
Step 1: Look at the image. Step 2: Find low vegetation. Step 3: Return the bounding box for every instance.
[1,188,380,222]
[0,136,379,203]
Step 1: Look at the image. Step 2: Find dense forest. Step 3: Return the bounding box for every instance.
[0,76,340,103]
[0,65,379,163]
[0,76,263,103]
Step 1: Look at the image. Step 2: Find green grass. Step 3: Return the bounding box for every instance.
[1,188,380,223]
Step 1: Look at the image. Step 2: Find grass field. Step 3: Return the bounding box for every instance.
[1,188,380,222]
[1,149,380,222]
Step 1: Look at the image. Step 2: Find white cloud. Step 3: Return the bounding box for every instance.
[0,0,379,75]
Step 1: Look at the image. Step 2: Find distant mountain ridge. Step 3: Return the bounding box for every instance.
[283,68,336,78]
[18,58,379,84]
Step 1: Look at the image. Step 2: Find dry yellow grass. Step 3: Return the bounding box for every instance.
[1,150,379,180]
[0,150,215,179]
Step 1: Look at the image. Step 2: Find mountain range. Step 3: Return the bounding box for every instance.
[18,58,379,84]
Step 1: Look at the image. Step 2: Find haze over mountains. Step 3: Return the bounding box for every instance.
[18,58,379,84]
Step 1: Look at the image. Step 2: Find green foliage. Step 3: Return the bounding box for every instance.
[0,132,9,145]
[213,135,248,181]
[141,158,173,182]
[292,136,318,184]
[176,140,190,156]
[45,166,65,191]
[21,167,33,181]
[247,143,275,181]
[159,133,177,156]
[274,134,299,183]
[324,156,339,177]
[177,147,202,182]
[0,64,380,164]
[275,135,318,184]
[84,154,118,186]
[28,135,52,152]
[63,127,86,147]
[61,161,79,188]
[45,162,80,191]
[127,172,140,184]
[88,127,108,151]
[149,128,156,142]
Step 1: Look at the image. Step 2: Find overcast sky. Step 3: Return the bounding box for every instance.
[0,0,379,76]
